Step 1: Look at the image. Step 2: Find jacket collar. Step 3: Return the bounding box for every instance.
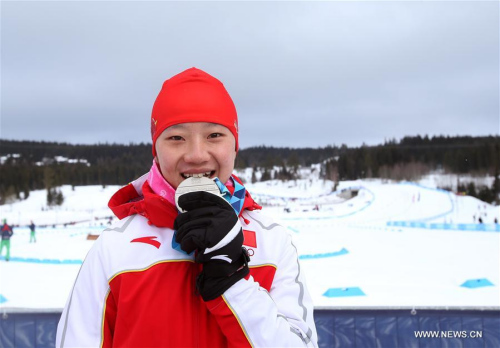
[108,173,261,229]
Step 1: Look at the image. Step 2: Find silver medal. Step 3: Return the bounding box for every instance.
[175,176,223,213]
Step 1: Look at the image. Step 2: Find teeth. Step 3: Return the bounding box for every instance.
[183,171,212,178]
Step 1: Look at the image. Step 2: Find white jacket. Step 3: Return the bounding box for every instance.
[57,181,317,348]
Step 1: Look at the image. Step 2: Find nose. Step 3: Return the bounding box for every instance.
[183,137,210,164]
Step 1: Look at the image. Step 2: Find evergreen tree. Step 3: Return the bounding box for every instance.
[56,189,64,206]
[467,182,477,197]
[493,172,500,204]
[261,169,271,181]
[251,167,257,183]
[47,187,54,206]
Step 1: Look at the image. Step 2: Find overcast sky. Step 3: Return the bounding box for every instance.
[1,1,498,149]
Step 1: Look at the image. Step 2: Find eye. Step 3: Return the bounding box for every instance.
[208,133,223,139]
[168,135,184,141]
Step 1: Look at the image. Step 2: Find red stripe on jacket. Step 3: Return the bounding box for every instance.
[101,261,277,347]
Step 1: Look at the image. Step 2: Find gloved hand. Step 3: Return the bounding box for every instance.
[174,191,250,301]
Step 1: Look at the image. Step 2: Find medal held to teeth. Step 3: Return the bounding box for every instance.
[175,177,223,213]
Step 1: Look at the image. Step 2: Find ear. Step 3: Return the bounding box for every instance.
[154,156,159,163]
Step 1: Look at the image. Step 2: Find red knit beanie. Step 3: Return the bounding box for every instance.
[151,67,238,157]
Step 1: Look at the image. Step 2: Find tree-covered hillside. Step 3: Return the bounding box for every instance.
[1,135,499,204]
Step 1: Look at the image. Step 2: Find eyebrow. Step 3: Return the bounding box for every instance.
[167,123,221,130]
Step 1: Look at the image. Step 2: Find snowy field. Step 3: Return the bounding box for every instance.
[0,176,499,312]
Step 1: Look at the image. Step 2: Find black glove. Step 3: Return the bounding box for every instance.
[174,191,250,301]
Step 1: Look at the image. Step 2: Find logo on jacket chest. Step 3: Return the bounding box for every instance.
[131,236,161,249]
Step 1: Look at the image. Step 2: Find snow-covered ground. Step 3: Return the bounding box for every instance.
[0,175,499,312]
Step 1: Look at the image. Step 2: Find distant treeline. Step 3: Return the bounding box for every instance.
[237,136,500,179]
[1,135,499,204]
[0,141,152,204]
[333,135,499,181]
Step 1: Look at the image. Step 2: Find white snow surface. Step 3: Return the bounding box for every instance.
[0,176,499,312]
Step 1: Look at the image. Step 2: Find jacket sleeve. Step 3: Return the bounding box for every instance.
[56,236,113,348]
[205,231,318,348]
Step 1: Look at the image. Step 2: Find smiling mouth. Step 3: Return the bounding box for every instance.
[181,171,215,179]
